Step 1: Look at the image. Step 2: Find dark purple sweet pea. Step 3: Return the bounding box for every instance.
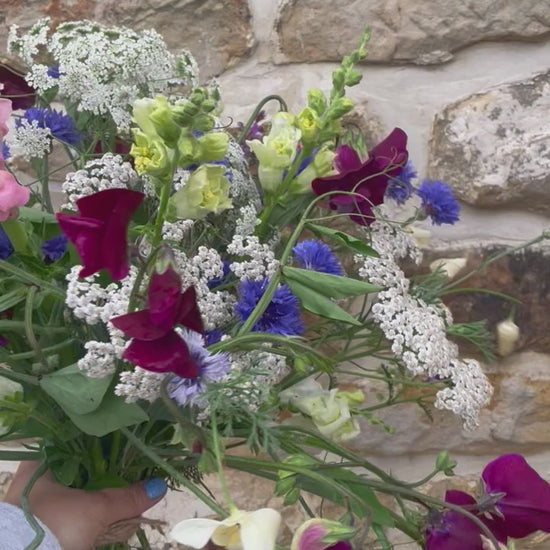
[56,189,143,281]
[110,265,204,378]
[425,491,485,550]
[0,225,13,259]
[40,234,68,263]
[0,63,35,110]
[312,128,408,226]
[481,454,550,540]
[326,543,353,550]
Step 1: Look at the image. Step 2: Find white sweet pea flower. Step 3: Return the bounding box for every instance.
[170,507,281,550]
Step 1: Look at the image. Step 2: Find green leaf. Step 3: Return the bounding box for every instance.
[286,279,362,326]
[306,223,379,257]
[66,393,148,437]
[0,288,27,312]
[40,364,112,415]
[0,450,42,461]
[283,266,380,299]
[18,207,58,224]
[52,455,80,485]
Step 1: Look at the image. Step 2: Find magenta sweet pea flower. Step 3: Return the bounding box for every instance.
[110,265,204,378]
[425,491,485,550]
[56,188,143,281]
[0,64,35,110]
[311,128,408,225]
[481,454,550,540]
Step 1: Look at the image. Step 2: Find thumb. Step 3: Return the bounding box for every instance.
[98,478,167,523]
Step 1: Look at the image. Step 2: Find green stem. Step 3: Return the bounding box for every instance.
[211,410,237,513]
[91,439,106,476]
[24,287,48,371]
[22,461,48,550]
[0,260,65,298]
[237,95,288,144]
[136,528,152,550]
[441,287,521,303]
[0,368,40,386]
[109,431,121,473]
[8,338,77,360]
[443,231,549,292]
[120,427,227,517]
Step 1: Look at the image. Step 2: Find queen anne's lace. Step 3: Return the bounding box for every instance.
[9,19,198,130]
[62,154,139,210]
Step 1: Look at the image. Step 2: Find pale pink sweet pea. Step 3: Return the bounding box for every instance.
[0,171,30,221]
[0,98,11,139]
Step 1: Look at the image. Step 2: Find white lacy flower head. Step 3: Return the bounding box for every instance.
[62,153,139,210]
[115,367,165,403]
[9,19,199,130]
[7,119,51,160]
[170,508,281,550]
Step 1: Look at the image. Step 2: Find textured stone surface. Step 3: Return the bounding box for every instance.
[276,0,550,65]
[0,0,254,78]
[428,71,550,211]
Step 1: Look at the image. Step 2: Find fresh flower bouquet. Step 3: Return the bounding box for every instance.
[0,18,549,550]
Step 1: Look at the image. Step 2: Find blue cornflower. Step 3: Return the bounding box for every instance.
[207,260,232,290]
[169,329,230,408]
[386,160,417,205]
[1,142,10,161]
[0,227,13,260]
[21,108,80,146]
[205,329,223,346]
[234,278,304,336]
[292,240,344,276]
[417,180,460,225]
[40,234,68,263]
[47,66,60,79]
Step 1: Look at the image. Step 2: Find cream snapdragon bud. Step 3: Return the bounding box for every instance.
[496,318,520,357]
[430,257,467,280]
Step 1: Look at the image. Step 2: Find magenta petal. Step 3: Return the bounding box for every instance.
[426,491,484,550]
[368,127,408,175]
[334,145,362,173]
[326,544,352,550]
[56,214,104,277]
[110,310,167,341]
[148,266,182,330]
[123,331,199,378]
[482,454,550,538]
[100,190,144,281]
[176,287,204,335]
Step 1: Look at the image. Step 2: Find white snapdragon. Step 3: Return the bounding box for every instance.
[62,154,139,210]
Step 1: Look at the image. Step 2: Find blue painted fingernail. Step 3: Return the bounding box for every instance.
[144,477,167,500]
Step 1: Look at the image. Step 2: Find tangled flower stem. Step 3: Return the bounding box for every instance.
[236,94,287,145]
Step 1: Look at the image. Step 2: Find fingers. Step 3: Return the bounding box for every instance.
[97,477,167,524]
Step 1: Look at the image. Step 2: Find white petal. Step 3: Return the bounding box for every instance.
[169,518,221,548]
[239,508,281,550]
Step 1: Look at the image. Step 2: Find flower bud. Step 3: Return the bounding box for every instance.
[307,88,327,116]
[496,318,520,357]
[429,257,467,280]
[291,518,355,550]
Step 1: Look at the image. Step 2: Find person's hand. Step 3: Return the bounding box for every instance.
[4,461,167,550]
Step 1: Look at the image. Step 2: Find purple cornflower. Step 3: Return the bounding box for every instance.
[0,226,13,260]
[40,234,68,263]
[1,142,10,161]
[21,107,80,147]
[417,180,460,225]
[386,160,416,204]
[234,278,304,336]
[292,240,344,276]
[169,329,229,407]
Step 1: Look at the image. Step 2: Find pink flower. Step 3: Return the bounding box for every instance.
[311,128,408,225]
[0,98,11,140]
[110,265,204,378]
[0,171,30,221]
[56,188,143,281]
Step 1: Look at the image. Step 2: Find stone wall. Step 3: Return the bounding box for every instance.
[1,1,550,548]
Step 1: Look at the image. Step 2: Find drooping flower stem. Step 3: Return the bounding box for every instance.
[20,460,48,550]
[237,95,287,145]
